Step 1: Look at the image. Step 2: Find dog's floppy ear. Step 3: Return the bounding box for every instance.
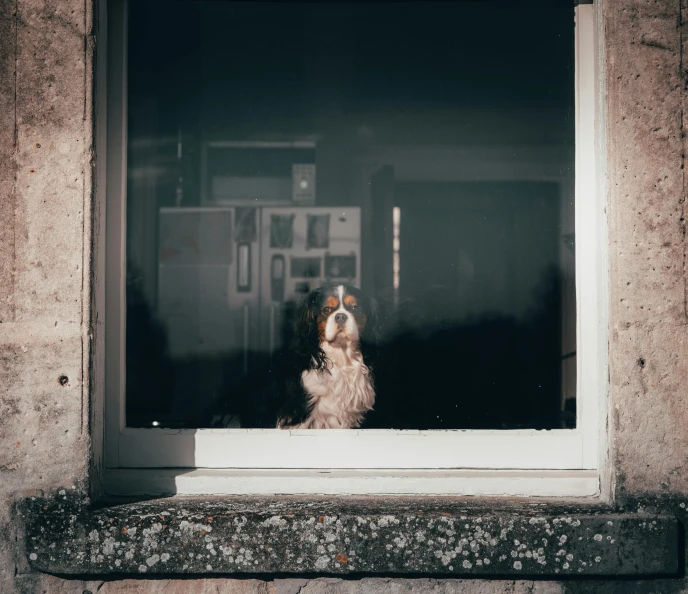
[292,287,327,370]
[363,293,383,344]
[358,292,383,372]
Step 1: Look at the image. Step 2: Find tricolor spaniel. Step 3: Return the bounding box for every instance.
[275,284,378,429]
[210,284,379,429]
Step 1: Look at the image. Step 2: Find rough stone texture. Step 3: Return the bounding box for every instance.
[24,496,678,577]
[12,573,688,594]
[2,0,688,592]
[606,0,688,495]
[13,0,92,323]
[13,576,568,594]
[0,0,93,592]
[0,0,17,323]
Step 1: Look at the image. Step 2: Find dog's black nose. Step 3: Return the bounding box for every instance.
[335,313,348,325]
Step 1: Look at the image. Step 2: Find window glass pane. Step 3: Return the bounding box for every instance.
[125,0,576,430]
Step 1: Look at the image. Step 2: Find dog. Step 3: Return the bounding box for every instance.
[275,284,379,429]
[208,284,379,429]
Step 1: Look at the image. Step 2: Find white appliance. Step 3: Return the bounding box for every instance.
[157,206,361,368]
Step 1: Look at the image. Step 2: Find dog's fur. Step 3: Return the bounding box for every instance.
[220,284,379,429]
[276,284,377,429]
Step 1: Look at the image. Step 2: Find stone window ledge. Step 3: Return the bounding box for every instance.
[24,494,678,577]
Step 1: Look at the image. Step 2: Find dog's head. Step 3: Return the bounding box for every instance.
[293,284,379,369]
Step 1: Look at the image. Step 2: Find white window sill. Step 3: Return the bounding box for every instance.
[103,469,600,498]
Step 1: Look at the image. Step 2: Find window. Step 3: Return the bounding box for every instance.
[104,0,605,496]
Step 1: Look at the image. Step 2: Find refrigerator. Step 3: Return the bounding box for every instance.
[156,206,361,425]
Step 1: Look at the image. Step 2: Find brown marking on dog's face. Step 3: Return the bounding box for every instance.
[343,293,366,332]
[317,294,340,339]
[309,285,372,343]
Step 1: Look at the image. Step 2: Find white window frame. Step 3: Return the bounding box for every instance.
[103,1,607,497]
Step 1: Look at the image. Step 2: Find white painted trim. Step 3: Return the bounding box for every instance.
[575,4,603,469]
[104,469,599,497]
[116,428,587,470]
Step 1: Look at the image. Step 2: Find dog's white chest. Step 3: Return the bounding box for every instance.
[299,350,375,429]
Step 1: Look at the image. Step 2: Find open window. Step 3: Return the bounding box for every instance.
[104,0,605,496]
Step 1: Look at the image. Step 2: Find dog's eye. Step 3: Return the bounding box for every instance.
[349,305,359,311]
[322,307,333,315]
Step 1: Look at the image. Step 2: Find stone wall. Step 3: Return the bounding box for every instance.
[2,0,688,592]
[0,0,93,591]
[606,0,688,498]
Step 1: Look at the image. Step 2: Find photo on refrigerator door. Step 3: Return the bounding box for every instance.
[125,0,577,431]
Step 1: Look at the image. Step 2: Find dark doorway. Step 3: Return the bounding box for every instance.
[367,182,564,429]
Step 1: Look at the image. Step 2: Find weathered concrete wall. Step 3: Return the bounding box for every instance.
[606,0,688,496]
[11,577,574,594]
[0,0,93,591]
[3,0,688,592]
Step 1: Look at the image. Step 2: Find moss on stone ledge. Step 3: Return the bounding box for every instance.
[22,494,678,577]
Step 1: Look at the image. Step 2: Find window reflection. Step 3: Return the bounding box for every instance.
[125,0,576,430]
